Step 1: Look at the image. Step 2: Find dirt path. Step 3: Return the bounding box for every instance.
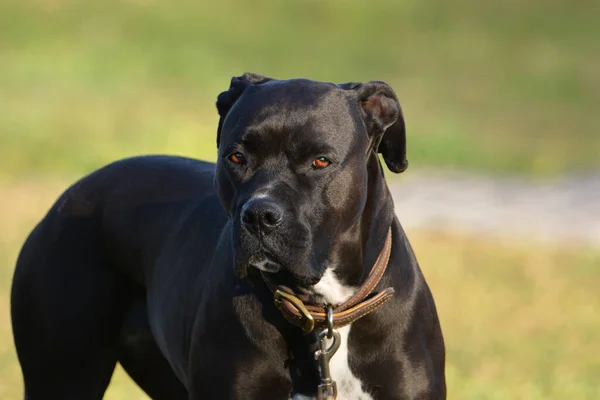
[388,169,600,248]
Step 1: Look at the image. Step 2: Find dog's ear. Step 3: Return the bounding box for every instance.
[216,73,273,148]
[339,81,408,173]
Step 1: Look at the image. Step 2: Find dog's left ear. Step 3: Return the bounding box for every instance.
[216,72,273,148]
[339,81,408,173]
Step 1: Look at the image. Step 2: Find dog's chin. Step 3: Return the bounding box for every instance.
[272,278,328,306]
[251,263,328,305]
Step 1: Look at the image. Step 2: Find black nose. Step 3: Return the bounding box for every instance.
[241,199,284,234]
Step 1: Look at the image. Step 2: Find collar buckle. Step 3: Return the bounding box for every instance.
[273,289,315,332]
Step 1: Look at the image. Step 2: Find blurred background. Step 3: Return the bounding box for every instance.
[1,0,598,398]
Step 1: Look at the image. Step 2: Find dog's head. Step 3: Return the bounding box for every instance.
[214,73,407,287]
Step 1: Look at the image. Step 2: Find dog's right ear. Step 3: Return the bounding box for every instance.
[216,73,273,148]
[338,80,408,173]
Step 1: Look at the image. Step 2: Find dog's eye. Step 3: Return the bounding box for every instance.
[312,157,331,169]
[228,152,245,165]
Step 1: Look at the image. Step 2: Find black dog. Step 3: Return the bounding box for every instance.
[11,73,445,399]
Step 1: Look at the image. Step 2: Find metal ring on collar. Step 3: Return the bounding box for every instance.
[326,305,334,339]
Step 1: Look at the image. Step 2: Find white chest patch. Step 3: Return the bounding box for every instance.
[326,325,373,400]
[312,268,355,305]
[310,268,374,400]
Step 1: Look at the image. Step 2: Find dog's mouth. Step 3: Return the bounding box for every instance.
[248,251,282,274]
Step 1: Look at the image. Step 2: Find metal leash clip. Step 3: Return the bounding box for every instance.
[315,306,340,400]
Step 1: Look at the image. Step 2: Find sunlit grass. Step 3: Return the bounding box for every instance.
[411,229,600,399]
[1,179,598,399]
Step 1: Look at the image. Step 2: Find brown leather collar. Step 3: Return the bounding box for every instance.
[262,228,394,333]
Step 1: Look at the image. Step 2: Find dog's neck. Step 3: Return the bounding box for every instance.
[322,153,395,291]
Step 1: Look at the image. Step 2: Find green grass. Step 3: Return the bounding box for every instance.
[1,180,599,399]
[0,0,598,179]
[418,231,600,399]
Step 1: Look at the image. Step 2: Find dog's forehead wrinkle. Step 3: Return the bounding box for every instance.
[240,121,356,165]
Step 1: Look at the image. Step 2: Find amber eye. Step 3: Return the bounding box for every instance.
[312,157,331,169]
[228,152,245,165]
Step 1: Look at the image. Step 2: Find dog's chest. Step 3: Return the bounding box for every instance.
[326,325,373,400]
[291,324,373,400]
[309,269,374,400]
